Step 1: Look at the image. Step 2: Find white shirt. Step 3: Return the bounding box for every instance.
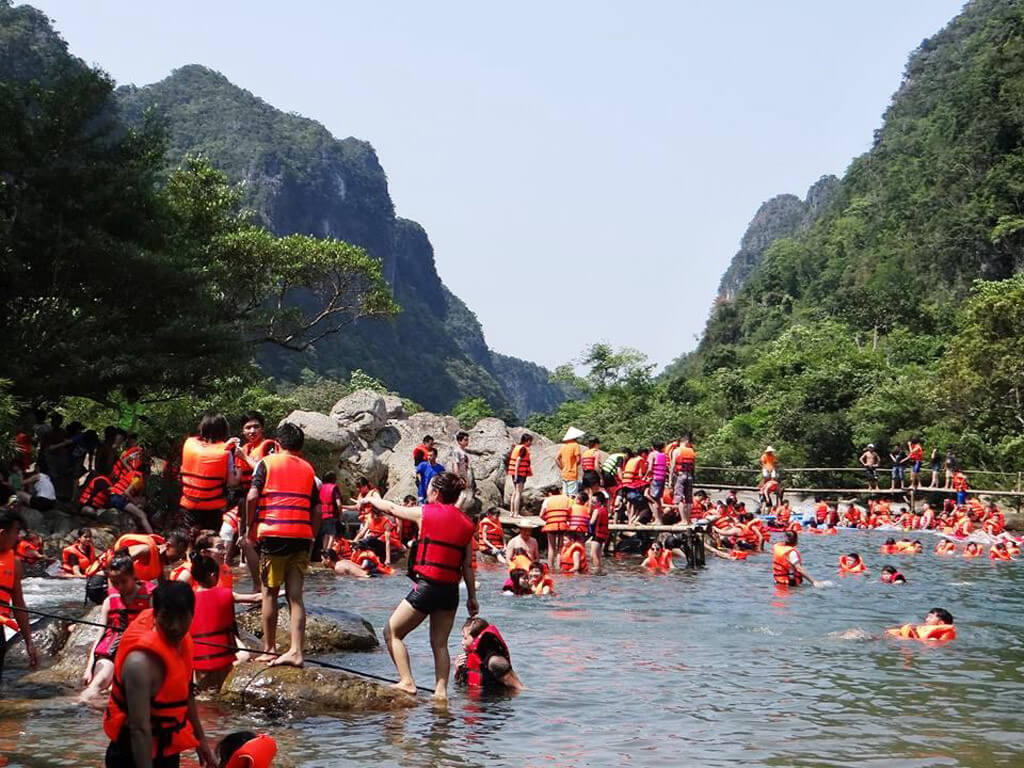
[34,473,56,500]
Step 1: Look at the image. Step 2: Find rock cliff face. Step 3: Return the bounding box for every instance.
[285,389,562,513]
[716,175,839,301]
[117,65,566,418]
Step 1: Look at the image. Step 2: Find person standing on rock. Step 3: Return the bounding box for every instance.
[0,508,37,680]
[179,413,237,533]
[506,434,533,517]
[580,438,603,490]
[415,448,446,505]
[246,422,319,668]
[453,430,474,509]
[556,428,583,496]
[365,472,477,701]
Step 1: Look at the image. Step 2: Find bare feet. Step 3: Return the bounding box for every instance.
[268,648,304,667]
[390,680,417,695]
[254,652,277,663]
[433,686,448,703]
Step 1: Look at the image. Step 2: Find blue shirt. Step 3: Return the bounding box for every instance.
[416,460,446,499]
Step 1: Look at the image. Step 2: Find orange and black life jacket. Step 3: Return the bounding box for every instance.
[507,445,532,477]
[559,541,588,573]
[255,453,315,541]
[111,446,143,484]
[477,517,505,550]
[110,469,143,497]
[237,438,279,492]
[412,503,475,584]
[569,503,591,533]
[581,448,600,472]
[61,542,95,574]
[541,495,572,531]
[79,475,112,508]
[772,542,801,585]
[838,555,865,574]
[103,609,198,759]
[179,437,230,512]
[673,445,696,473]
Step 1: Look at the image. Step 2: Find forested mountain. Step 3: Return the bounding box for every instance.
[532,0,1024,473]
[117,64,564,418]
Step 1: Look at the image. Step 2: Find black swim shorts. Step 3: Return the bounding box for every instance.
[405,578,460,615]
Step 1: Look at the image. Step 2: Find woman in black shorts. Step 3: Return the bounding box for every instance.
[364,472,477,701]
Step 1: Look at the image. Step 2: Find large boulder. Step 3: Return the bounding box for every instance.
[220,661,415,715]
[11,606,102,692]
[281,410,355,450]
[330,390,388,440]
[3,615,73,670]
[235,605,378,653]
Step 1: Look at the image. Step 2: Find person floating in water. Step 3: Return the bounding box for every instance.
[527,561,555,595]
[217,731,277,768]
[455,617,524,692]
[642,540,673,570]
[886,608,956,644]
[772,530,821,587]
[838,552,866,574]
[879,565,906,584]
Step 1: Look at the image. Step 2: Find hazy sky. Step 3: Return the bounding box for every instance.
[30,1,965,371]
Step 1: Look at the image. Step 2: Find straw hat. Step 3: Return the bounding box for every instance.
[764,445,776,453]
[562,426,585,442]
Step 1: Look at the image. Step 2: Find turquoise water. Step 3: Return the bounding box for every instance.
[2,530,1024,767]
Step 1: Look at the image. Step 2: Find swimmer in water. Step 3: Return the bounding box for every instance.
[772,530,821,587]
[454,617,524,692]
[527,561,554,595]
[642,540,674,570]
[217,731,277,768]
[879,565,906,584]
[838,552,867,574]
[963,541,982,558]
[886,608,956,644]
[880,538,897,555]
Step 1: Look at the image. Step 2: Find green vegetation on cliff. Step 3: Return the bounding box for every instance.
[534,0,1024,473]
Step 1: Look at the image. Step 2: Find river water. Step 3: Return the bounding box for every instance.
[2,530,1023,767]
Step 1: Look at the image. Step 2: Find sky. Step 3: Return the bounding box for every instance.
[29,0,966,371]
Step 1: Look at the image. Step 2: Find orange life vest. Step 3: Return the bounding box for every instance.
[581,448,600,472]
[507,445,532,477]
[61,542,95,574]
[224,735,277,768]
[559,541,588,573]
[644,549,673,570]
[98,533,165,581]
[110,468,143,497]
[889,623,956,644]
[351,549,394,575]
[893,540,915,553]
[772,542,801,585]
[255,453,315,541]
[569,503,591,534]
[673,445,696,473]
[236,438,279,491]
[507,554,533,573]
[532,575,555,595]
[838,555,865,574]
[935,541,956,555]
[15,539,40,564]
[541,495,572,532]
[951,473,968,491]
[168,561,190,582]
[477,517,505,550]
[111,445,143,484]
[412,503,475,584]
[79,475,112,508]
[0,549,18,631]
[179,436,230,512]
[103,609,198,758]
[963,545,982,558]
[989,546,1012,561]
[190,586,237,671]
[620,456,647,488]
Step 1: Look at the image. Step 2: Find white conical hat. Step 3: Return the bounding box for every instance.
[562,426,585,442]
[764,445,776,453]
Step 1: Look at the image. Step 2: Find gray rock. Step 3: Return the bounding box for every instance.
[282,410,355,449]
[381,394,406,420]
[235,605,378,653]
[12,606,102,691]
[330,390,388,440]
[3,615,72,670]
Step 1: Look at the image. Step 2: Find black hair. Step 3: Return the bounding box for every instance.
[217,731,259,768]
[189,553,220,587]
[885,537,896,545]
[277,422,304,451]
[430,472,466,504]
[50,413,64,427]
[402,494,416,504]
[103,426,118,441]
[125,386,139,400]
[0,509,25,532]
[152,580,195,618]
[487,655,512,679]
[784,530,798,546]
[520,433,533,444]
[589,437,600,446]
[847,552,860,560]
[423,435,434,443]
[930,607,954,624]
[76,527,91,538]
[167,528,190,552]
[881,565,897,574]
[575,493,589,504]
[456,430,469,441]
[357,477,370,488]
[323,471,337,484]
[67,421,84,435]
[462,616,489,635]
[198,412,230,442]
[107,554,135,576]
[652,441,665,451]
[241,410,265,427]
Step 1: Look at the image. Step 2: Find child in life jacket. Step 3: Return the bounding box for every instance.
[217,731,277,768]
[963,541,983,558]
[454,617,524,692]
[642,540,674,570]
[879,565,906,584]
[527,561,554,595]
[989,542,1015,561]
[838,553,866,574]
[502,566,532,596]
[79,554,151,706]
[880,538,898,555]
[886,608,956,645]
[558,532,589,574]
[935,540,957,555]
[476,507,507,562]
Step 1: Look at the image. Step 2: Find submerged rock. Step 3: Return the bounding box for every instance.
[220,661,415,715]
[235,605,378,653]
[3,615,72,670]
[10,606,102,693]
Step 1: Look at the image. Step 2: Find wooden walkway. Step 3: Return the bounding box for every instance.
[693,483,1024,499]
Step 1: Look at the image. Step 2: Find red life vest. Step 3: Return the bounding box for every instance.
[103,609,198,758]
[61,542,95,574]
[541,494,572,532]
[569,503,591,533]
[673,445,696,473]
[507,445,532,477]
[477,517,505,550]
[179,437,231,512]
[952,473,968,491]
[319,481,339,520]
[890,623,956,644]
[224,735,278,768]
[0,550,18,631]
[190,587,237,671]
[460,624,510,687]
[15,539,40,564]
[989,546,1012,561]
[79,475,112,508]
[110,469,143,497]
[581,448,599,472]
[236,438,279,491]
[644,549,673,570]
[559,541,588,573]
[256,453,315,541]
[412,503,475,584]
[908,443,924,461]
[111,446,143,484]
[95,533,165,581]
[13,431,32,471]
[351,549,394,575]
[168,561,190,582]
[591,505,609,540]
[772,543,801,585]
[95,582,152,658]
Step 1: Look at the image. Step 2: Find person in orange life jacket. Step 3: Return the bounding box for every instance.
[0,509,38,679]
[179,412,238,533]
[907,437,925,490]
[838,552,867,574]
[228,411,279,590]
[62,527,96,577]
[80,554,151,706]
[455,616,524,692]
[364,472,477,701]
[669,436,697,524]
[540,486,573,568]
[504,518,540,564]
[568,491,592,535]
[102,580,216,768]
[502,565,532,596]
[165,529,194,583]
[507,433,533,517]
[919,503,936,530]
[110,463,154,535]
[245,422,319,669]
[348,541,395,577]
[962,541,983,558]
[587,490,610,571]
[353,504,401,566]
[935,539,957,555]
[16,530,43,565]
[879,565,906,584]
[642,540,674,570]
[216,731,277,768]
[322,544,371,579]
[620,448,649,525]
[886,607,955,645]
[880,537,898,555]
[477,507,507,562]
[559,532,589,574]
[527,561,554,595]
[772,530,821,587]
[339,477,381,542]
[190,554,259,692]
[951,469,969,505]
[79,473,114,517]
[412,435,435,467]
[989,542,1015,561]
[580,437,603,490]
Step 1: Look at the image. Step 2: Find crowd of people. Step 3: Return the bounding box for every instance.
[0,406,1018,766]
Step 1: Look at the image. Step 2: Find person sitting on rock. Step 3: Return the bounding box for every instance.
[476,507,506,562]
[352,505,399,566]
[61,527,96,577]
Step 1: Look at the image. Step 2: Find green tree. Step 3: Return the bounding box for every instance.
[452,397,494,428]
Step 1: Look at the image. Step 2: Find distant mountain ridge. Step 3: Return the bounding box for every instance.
[117,64,565,418]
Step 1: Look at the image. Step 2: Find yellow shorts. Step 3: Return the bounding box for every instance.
[259,550,309,589]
